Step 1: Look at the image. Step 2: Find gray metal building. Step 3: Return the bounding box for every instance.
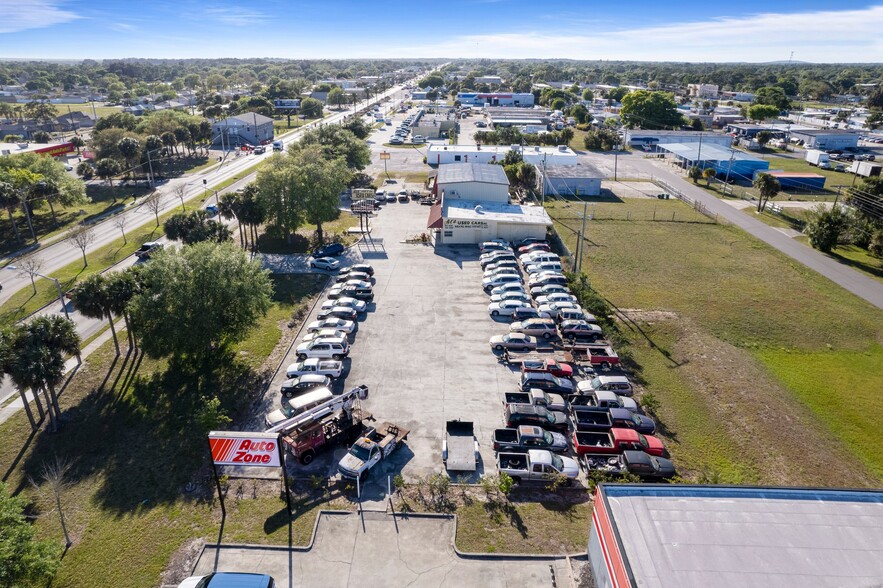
[537,164,603,197]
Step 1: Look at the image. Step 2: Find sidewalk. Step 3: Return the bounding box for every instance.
[0,319,120,425]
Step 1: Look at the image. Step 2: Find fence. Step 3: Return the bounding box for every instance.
[652,179,720,223]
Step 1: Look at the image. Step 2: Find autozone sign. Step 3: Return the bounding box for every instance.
[209,432,281,467]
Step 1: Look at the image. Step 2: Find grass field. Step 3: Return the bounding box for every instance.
[549,197,883,484]
[0,274,325,588]
[51,102,123,118]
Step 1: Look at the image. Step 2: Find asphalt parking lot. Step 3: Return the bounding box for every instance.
[261,194,529,492]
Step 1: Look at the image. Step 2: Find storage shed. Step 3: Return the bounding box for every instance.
[434,163,510,203]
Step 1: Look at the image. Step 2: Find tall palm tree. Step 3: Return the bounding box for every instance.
[70,274,119,356]
[117,137,141,180]
[752,173,781,213]
[0,181,22,244]
[33,179,59,227]
[218,192,244,248]
[238,185,264,249]
[0,325,40,430]
[104,271,139,350]
[8,316,79,432]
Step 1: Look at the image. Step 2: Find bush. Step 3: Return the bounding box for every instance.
[869,230,883,258]
[583,128,619,151]
[194,396,231,432]
[804,205,847,253]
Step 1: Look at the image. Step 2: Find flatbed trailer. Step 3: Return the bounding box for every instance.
[503,350,570,365]
[443,420,479,472]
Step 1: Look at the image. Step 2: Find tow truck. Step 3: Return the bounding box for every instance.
[338,422,410,480]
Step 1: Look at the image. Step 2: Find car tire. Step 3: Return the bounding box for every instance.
[522,347,530,352]
[495,344,504,351]
[491,310,499,317]
[542,332,552,339]
[298,354,307,361]
[332,354,343,360]
[510,476,521,485]
[299,450,315,465]
[601,362,610,370]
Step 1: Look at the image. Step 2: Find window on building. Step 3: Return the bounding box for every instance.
[444,231,453,237]
[454,155,461,162]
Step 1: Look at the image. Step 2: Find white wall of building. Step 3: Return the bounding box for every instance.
[439,181,509,203]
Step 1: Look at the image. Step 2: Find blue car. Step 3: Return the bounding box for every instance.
[313,243,346,257]
[177,572,276,588]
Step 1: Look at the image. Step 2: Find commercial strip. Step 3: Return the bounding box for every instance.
[426,144,578,166]
[589,484,883,588]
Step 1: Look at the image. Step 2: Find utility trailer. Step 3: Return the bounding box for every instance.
[442,420,480,472]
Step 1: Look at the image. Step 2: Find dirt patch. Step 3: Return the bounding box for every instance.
[159,537,204,587]
[633,313,876,487]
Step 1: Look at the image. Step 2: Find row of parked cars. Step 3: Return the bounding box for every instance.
[264,262,376,428]
[474,238,677,485]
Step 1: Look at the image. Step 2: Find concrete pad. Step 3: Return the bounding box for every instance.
[191,512,572,588]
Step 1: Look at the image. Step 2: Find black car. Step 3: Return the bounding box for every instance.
[340,263,375,277]
[519,372,575,395]
[317,307,358,321]
[331,285,374,301]
[504,404,568,433]
[313,243,346,257]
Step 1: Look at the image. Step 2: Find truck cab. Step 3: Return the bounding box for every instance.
[496,449,579,485]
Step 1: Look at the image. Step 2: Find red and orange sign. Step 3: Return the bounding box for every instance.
[208,432,281,467]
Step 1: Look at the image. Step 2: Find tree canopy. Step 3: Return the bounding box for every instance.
[619,90,685,129]
[747,104,781,121]
[294,125,370,171]
[128,241,272,359]
[754,86,791,110]
[0,482,60,587]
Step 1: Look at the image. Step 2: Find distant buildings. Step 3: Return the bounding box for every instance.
[788,129,859,151]
[211,112,274,147]
[456,93,535,107]
[426,144,578,166]
[687,84,719,99]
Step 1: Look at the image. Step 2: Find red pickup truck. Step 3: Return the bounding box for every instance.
[520,358,573,378]
[567,344,619,369]
[571,427,668,457]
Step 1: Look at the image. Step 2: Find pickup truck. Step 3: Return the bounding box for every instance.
[570,406,613,431]
[504,404,569,432]
[584,450,676,480]
[566,344,620,369]
[281,408,367,465]
[285,358,344,379]
[492,425,568,453]
[572,427,668,457]
[568,391,638,413]
[442,420,479,472]
[520,358,573,378]
[608,407,657,435]
[504,389,566,412]
[496,449,579,485]
[337,422,410,480]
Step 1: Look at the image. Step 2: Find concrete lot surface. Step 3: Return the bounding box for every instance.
[191,511,572,588]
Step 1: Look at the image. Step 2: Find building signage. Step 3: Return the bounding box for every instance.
[209,432,280,467]
[34,142,74,157]
[444,218,489,229]
[273,99,301,109]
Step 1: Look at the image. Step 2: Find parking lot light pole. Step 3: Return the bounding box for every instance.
[6,266,70,321]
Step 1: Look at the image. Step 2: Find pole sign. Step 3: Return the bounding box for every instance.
[274,99,301,109]
[209,432,281,467]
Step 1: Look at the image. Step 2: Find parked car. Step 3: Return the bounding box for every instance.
[310,257,341,271]
[503,404,568,432]
[512,306,541,321]
[524,262,563,275]
[490,282,526,296]
[520,358,573,378]
[386,192,397,202]
[520,372,574,395]
[483,267,520,279]
[576,375,634,397]
[302,328,347,343]
[528,274,568,288]
[482,274,523,292]
[285,358,344,379]
[316,306,358,321]
[560,320,603,340]
[335,271,371,284]
[485,259,521,273]
[492,426,568,453]
[177,572,276,588]
[489,332,537,352]
[535,292,577,306]
[280,374,332,399]
[530,284,570,298]
[321,296,367,313]
[516,237,548,248]
[135,241,163,259]
[339,263,375,276]
[489,291,531,304]
[510,318,558,339]
[488,299,529,317]
[306,317,355,334]
[496,450,579,485]
[538,301,582,319]
[328,285,374,301]
[295,337,350,360]
[481,255,517,269]
[313,243,346,257]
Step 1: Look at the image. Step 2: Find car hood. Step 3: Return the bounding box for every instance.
[559,456,580,478]
[635,415,657,434]
[549,431,568,450]
[547,393,565,408]
[176,577,205,588]
[338,453,365,477]
[644,434,666,455]
[552,411,568,425]
[489,335,506,344]
[575,380,595,393]
[510,322,524,330]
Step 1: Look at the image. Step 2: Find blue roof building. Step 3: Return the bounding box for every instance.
[657,142,769,181]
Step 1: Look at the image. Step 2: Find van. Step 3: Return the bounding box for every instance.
[579,375,634,397]
[272,140,284,151]
[265,388,333,427]
[519,252,560,265]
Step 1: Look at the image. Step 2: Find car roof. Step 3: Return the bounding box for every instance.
[200,572,274,587]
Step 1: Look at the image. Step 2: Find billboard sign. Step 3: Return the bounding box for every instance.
[209,432,280,467]
[34,142,75,157]
[274,99,301,109]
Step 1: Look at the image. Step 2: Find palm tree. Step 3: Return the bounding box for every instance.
[0,181,22,244]
[161,131,178,157]
[238,185,264,249]
[70,274,119,356]
[752,173,781,213]
[8,316,80,432]
[95,158,122,194]
[104,271,138,350]
[218,191,244,248]
[0,325,41,430]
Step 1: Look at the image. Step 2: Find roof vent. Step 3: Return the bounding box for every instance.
[558,145,567,152]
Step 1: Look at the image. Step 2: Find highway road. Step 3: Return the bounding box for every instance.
[0,78,417,411]
[627,153,883,311]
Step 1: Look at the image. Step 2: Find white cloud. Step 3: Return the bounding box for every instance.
[202,7,269,26]
[388,5,883,62]
[0,0,80,33]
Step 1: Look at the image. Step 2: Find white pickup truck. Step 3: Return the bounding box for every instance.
[496,449,579,485]
[285,358,344,379]
[337,422,409,481]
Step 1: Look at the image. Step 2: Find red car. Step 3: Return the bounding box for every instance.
[520,358,573,378]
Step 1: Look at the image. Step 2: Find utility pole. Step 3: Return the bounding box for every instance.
[146,148,155,187]
[576,200,589,272]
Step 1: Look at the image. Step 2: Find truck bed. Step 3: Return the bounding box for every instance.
[374,421,409,449]
[445,420,478,471]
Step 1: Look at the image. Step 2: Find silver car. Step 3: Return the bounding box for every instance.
[509,319,558,339]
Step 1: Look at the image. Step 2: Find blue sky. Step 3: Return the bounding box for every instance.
[1,0,882,62]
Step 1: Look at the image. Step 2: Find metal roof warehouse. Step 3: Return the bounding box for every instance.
[590,484,883,588]
[657,142,769,180]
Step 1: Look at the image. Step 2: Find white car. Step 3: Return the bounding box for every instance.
[285,358,344,379]
[295,337,349,360]
[490,282,526,296]
[535,293,578,306]
[177,572,276,588]
[306,318,356,334]
[485,260,521,273]
[530,284,570,298]
[483,274,523,292]
[489,291,532,304]
[321,297,367,313]
[302,328,347,343]
[480,250,514,262]
[309,257,340,271]
[525,262,563,275]
[488,299,528,317]
[538,301,581,319]
[483,267,520,279]
[389,136,404,145]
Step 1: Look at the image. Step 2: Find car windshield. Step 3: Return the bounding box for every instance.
[280,401,295,418]
[350,445,372,461]
[551,454,564,471]
[543,431,554,444]
[590,377,602,389]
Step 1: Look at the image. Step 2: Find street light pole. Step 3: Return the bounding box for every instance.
[6,266,70,322]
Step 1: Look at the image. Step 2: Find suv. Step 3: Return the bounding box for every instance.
[510,318,558,339]
[135,241,163,259]
[313,243,346,258]
[295,337,349,360]
[520,372,574,395]
[504,404,568,432]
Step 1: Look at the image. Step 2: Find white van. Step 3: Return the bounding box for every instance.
[519,252,560,265]
[579,376,634,397]
[265,388,333,427]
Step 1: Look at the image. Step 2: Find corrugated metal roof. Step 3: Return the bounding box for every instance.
[436,163,510,186]
[659,142,765,162]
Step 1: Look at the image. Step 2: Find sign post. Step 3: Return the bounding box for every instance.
[379,150,391,180]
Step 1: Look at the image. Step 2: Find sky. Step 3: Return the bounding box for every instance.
[0,0,882,62]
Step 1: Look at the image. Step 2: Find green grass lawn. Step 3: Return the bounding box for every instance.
[550,197,883,484]
[0,274,325,588]
[51,102,123,118]
[826,244,883,283]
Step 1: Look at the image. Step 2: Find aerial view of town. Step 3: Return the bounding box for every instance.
[0,1,882,587]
